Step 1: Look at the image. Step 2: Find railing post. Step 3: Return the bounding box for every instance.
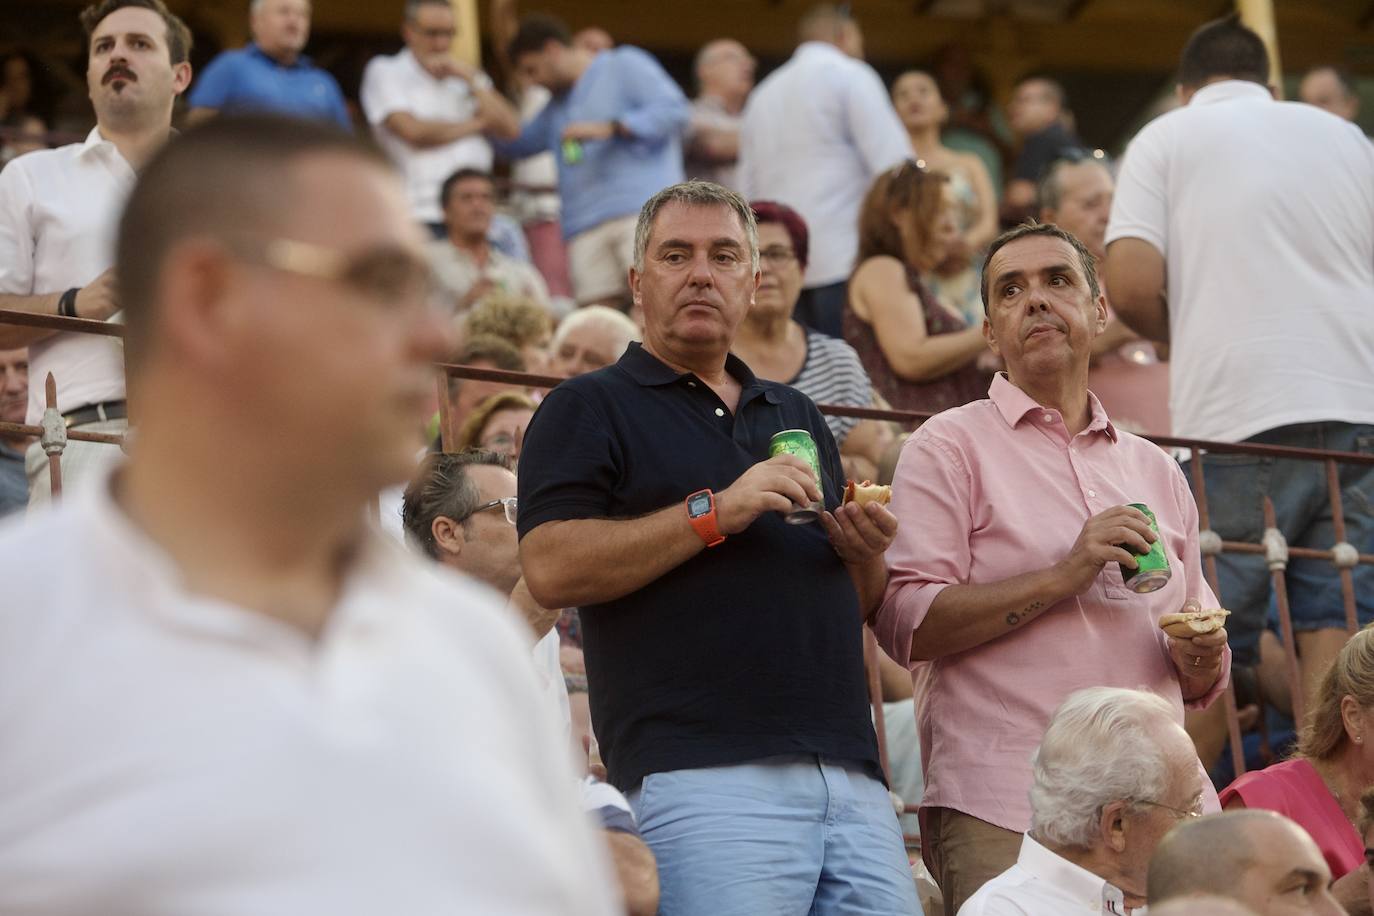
[1264,496,1305,729]
[434,368,453,453]
[40,373,66,501]
[1189,453,1247,777]
[1326,459,1361,636]
[864,628,892,785]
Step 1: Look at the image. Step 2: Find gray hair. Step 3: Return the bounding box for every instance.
[981,221,1100,314]
[400,449,510,559]
[552,305,638,353]
[403,0,451,21]
[633,180,759,274]
[1037,156,1111,213]
[1028,687,1180,848]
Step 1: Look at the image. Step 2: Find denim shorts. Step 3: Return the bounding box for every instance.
[1183,421,1374,667]
[626,754,921,916]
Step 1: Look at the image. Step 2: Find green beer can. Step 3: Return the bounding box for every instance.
[769,429,823,525]
[1121,502,1172,593]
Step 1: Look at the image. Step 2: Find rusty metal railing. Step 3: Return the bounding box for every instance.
[6,307,1372,789]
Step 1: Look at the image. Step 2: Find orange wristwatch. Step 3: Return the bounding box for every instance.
[686,489,725,547]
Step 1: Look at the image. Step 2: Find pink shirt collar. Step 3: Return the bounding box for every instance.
[989,372,1119,443]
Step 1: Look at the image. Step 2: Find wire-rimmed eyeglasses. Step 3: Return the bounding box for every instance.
[460,496,517,525]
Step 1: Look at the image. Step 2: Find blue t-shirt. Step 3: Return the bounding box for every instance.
[495,47,688,239]
[188,44,350,129]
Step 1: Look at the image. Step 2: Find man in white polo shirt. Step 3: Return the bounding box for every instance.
[361,0,520,234]
[0,0,190,505]
[736,3,910,338]
[961,688,1205,916]
[0,114,619,916]
[1105,13,1374,710]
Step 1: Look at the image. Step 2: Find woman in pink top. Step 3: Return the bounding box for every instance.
[1221,625,1374,910]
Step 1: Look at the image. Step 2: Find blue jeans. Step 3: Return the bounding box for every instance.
[1184,421,1374,667]
[626,755,920,916]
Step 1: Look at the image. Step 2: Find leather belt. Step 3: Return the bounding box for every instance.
[62,399,127,429]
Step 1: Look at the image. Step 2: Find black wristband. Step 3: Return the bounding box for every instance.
[58,287,79,319]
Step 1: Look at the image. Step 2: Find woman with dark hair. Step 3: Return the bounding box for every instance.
[842,162,989,417]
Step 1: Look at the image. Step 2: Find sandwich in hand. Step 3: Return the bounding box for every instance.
[843,480,891,507]
[1157,608,1231,639]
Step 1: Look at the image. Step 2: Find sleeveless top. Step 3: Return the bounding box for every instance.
[842,264,990,420]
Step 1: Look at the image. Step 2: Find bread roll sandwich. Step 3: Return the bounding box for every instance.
[1157,608,1230,639]
[843,480,891,507]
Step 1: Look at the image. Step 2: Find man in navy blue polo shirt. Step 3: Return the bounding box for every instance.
[187,0,349,129]
[518,180,921,915]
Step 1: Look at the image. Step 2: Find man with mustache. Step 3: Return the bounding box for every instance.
[868,222,1230,915]
[0,0,191,504]
[517,180,921,914]
[187,0,349,128]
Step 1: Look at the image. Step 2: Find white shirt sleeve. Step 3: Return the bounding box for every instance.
[359,57,410,127]
[0,162,36,295]
[1105,123,1170,254]
[845,63,913,178]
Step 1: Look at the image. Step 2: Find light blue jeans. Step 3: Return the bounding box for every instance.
[626,754,921,916]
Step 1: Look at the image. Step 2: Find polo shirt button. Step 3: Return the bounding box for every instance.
[1088,489,1097,498]
[687,381,696,387]
[1042,413,1054,423]
[714,408,725,417]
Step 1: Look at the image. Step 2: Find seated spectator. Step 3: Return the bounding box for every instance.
[463,294,552,375]
[1221,625,1374,911]
[684,39,755,189]
[734,200,892,479]
[1038,155,1169,435]
[0,347,28,516]
[1148,810,1344,915]
[360,0,521,232]
[548,305,637,377]
[734,201,869,439]
[843,162,990,418]
[961,687,1204,915]
[440,334,527,442]
[1,113,47,166]
[431,169,552,315]
[187,0,349,129]
[498,14,688,309]
[891,70,997,327]
[572,27,614,54]
[1362,787,1374,912]
[1300,66,1361,123]
[400,449,660,916]
[1149,898,1260,916]
[1003,75,1082,222]
[454,391,535,463]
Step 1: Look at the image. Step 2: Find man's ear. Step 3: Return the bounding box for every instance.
[1100,799,1130,853]
[628,266,642,310]
[982,315,1000,357]
[432,516,465,559]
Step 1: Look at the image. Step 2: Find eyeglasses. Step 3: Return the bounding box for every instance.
[1135,799,1202,821]
[459,496,517,525]
[231,237,440,312]
[759,246,797,267]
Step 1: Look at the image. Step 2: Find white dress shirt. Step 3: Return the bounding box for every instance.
[959,834,1133,916]
[1107,80,1374,443]
[0,127,128,425]
[0,472,620,916]
[737,42,911,288]
[360,49,495,223]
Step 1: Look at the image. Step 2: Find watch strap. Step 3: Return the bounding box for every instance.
[58,288,80,319]
[686,489,725,548]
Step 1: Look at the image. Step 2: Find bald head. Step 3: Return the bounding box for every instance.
[694,38,755,104]
[797,4,862,58]
[1148,897,1257,916]
[1149,811,1341,915]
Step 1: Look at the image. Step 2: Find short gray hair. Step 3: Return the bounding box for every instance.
[981,221,1100,314]
[1029,687,1180,848]
[403,0,450,21]
[1037,156,1110,213]
[400,449,510,559]
[552,305,638,353]
[633,180,759,274]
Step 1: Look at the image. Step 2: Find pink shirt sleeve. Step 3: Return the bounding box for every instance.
[871,433,970,669]
[1167,461,1231,710]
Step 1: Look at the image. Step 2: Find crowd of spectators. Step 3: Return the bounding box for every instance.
[0,1,1372,915]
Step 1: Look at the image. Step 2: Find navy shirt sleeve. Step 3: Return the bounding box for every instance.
[517,384,623,539]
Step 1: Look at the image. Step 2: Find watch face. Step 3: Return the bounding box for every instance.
[688,492,712,518]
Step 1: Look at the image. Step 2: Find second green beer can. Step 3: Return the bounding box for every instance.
[1121,502,1172,593]
[768,429,823,524]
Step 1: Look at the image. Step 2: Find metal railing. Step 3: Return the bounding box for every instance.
[5,306,1371,789]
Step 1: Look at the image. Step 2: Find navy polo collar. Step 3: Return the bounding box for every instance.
[618,342,782,404]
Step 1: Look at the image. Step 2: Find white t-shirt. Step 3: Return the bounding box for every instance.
[1107,80,1374,443]
[0,473,620,916]
[958,834,1128,916]
[737,42,911,288]
[0,128,128,425]
[360,49,494,224]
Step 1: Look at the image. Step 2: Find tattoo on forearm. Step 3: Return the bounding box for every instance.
[1007,601,1044,628]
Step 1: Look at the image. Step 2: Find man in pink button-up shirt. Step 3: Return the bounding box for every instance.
[870,223,1230,916]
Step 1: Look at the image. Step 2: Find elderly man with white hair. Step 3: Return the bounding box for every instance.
[959,687,1207,916]
[548,305,638,378]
